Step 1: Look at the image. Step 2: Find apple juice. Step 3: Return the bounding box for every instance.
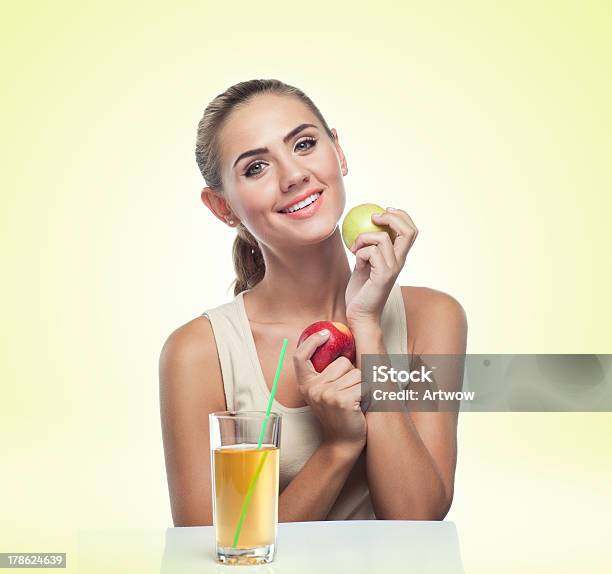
[213,444,279,549]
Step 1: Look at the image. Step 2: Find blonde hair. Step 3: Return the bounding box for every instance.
[195,79,335,296]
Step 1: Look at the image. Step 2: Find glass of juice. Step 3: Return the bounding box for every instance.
[209,411,281,565]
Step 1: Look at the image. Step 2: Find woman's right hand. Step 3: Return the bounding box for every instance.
[293,330,367,452]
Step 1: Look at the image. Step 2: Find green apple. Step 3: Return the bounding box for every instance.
[341,203,396,250]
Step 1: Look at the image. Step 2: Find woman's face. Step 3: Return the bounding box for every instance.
[217,93,348,249]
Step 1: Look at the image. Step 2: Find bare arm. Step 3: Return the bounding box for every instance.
[160,319,364,526]
[160,317,226,526]
[278,443,362,522]
[351,290,468,520]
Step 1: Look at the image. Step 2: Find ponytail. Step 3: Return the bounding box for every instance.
[231,224,265,296]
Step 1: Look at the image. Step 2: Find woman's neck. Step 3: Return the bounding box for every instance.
[245,227,352,325]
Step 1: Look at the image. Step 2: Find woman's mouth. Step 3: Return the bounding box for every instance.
[278,191,324,220]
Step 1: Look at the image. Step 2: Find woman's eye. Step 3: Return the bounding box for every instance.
[295,137,317,151]
[244,161,265,177]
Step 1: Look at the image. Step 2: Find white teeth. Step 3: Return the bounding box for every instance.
[281,192,321,213]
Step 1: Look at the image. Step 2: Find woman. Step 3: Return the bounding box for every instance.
[160,79,467,526]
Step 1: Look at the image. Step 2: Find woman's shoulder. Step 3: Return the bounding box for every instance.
[159,315,221,382]
[400,285,467,354]
[400,285,465,318]
[159,314,226,410]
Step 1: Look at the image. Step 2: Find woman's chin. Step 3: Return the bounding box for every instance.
[272,202,342,245]
[284,220,340,246]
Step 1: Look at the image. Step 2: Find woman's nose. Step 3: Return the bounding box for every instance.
[279,159,310,193]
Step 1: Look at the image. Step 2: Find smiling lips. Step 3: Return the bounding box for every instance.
[280,191,322,213]
[278,187,323,211]
[278,191,324,219]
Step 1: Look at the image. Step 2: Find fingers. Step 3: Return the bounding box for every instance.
[371,208,418,265]
[320,355,356,380]
[293,329,331,379]
[373,207,417,237]
[299,361,363,410]
[350,231,397,270]
[354,245,394,282]
[348,207,418,273]
[319,373,363,410]
[329,368,362,391]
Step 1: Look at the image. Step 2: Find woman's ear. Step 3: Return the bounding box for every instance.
[331,128,348,176]
[201,187,239,227]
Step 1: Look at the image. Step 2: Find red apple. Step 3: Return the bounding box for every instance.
[297,321,356,373]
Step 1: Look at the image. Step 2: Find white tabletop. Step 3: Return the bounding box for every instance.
[160,520,463,573]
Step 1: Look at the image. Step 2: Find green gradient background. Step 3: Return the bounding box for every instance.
[1,1,611,572]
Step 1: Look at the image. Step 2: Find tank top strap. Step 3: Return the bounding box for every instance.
[380,282,408,355]
[202,294,270,413]
[201,300,244,412]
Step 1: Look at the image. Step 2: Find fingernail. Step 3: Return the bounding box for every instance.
[386,207,396,211]
[319,329,330,336]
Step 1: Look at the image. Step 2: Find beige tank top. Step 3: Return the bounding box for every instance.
[202,282,408,520]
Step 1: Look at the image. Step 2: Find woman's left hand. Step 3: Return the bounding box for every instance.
[345,207,418,328]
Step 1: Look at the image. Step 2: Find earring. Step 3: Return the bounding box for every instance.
[228,218,235,225]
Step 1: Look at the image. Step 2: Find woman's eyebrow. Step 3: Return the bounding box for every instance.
[232,123,318,169]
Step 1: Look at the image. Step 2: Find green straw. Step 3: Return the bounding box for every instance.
[232,337,288,548]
